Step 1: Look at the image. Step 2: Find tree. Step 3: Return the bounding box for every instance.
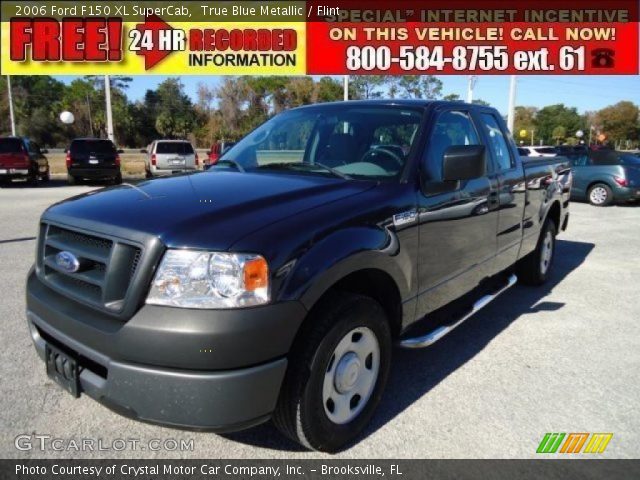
[535,104,584,144]
[595,101,640,146]
[443,93,461,101]
[472,98,490,106]
[395,76,442,99]
[513,106,538,145]
[315,77,343,103]
[348,76,387,99]
[552,125,567,145]
[154,78,196,138]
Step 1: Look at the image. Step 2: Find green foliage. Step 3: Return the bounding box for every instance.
[2,75,639,150]
[535,104,585,144]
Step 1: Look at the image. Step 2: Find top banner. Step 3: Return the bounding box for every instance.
[1,0,638,75]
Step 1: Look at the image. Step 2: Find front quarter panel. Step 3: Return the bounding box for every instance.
[230,182,419,321]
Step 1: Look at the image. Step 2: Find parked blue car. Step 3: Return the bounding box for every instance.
[565,149,640,206]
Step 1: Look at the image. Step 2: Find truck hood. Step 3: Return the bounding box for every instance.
[43,171,375,250]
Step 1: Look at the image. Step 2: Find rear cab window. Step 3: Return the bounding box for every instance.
[0,138,25,154]
[479,113,515,171]
[70,140,116,156]
[156,142,194,155]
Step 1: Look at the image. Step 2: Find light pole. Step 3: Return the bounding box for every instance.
[507,75,517,134]
[343,76,349,101]
[466,75,477,103]
[7,76,16,136]
[104,75,115,142]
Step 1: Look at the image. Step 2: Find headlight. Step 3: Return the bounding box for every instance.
[146,250,269,308]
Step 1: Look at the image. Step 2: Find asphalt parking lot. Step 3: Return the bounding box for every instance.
[1,179,639,459]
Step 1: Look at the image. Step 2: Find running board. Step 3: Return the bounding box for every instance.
[399,274,518,349]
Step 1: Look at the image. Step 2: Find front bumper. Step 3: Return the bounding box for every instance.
[26,271,307,430]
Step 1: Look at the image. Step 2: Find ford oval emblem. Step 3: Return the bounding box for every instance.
[55,251,80,273]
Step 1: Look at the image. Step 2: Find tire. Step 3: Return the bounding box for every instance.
[517,219,557,286]
[28,169,39,187]
[112,173,123,185]
[41,170,50,183]
[588,183,613,206]
[273,292,392,453]
[67,174,77,185]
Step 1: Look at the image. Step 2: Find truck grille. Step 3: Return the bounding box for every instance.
[37,223,144,316]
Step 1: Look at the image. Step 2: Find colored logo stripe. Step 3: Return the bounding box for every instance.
[584,433,613,453]
[560,433,590,453]
[537,433,613,454]
[537,433,566,453]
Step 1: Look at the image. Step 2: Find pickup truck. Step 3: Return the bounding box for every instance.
[26,100,570,452]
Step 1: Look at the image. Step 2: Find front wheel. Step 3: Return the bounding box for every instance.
[273,292,391,452]
[588,183,613,206]
[517,219,557,286]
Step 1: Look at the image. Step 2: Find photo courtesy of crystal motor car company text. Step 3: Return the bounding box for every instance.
[0,0,639,477]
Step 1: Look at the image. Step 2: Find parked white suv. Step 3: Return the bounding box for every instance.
[145,140,199,178]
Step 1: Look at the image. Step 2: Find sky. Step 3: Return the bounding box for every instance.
[53,75,640,115]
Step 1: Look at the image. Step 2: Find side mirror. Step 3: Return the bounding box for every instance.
[40,148,49,154]
[117,149,125,154]
[442,145,486,182]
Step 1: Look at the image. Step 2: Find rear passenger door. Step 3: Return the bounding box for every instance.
[474,111,527,272]
[415,108,500,318]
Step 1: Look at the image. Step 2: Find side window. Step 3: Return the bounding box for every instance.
[423,111,481,181]
[572,154,589,167]
[479,113,514,171]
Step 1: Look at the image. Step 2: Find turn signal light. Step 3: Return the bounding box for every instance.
[65,152,71,168]
[151,154,157,166]
[195,152,199,166]
[115,154,121,166]
[614,176,628,187]
[243,257,268,291]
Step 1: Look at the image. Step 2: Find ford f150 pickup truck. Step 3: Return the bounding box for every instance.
[26,101,570,452]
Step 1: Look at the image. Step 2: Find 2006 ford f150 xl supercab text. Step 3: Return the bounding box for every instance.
[26,101,570,452]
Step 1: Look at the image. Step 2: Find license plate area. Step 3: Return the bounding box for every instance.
[45,343,80,397]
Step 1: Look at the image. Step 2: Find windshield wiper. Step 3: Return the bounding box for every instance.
[214,159,245,172]
[260,162,351,180]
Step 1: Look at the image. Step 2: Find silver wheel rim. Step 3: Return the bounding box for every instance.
[540,230,553,274]
[590,186,608,205]
[322,327,380,425]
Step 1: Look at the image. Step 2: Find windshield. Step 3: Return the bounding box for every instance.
[215,105,423,180]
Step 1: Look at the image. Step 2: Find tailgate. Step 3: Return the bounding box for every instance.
[0,153,29,169]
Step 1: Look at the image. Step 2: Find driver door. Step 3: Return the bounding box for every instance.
[415,108,500,318]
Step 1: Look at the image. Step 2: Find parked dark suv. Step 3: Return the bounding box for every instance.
[0,136,49,186]
[66,138,122,185]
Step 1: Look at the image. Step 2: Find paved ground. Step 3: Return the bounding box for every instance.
[1,179,639,459]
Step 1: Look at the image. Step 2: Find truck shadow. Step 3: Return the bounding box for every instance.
[223,239,594,453]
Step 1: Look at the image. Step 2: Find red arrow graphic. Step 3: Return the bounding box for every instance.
[133,14,175,70]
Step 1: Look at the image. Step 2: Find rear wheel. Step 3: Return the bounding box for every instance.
[112,172,123,185]
[28,168,39,187]
[273,292,391,452]
[588,183,613,206]
[67,174,78,185]
[517,219,557,286]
